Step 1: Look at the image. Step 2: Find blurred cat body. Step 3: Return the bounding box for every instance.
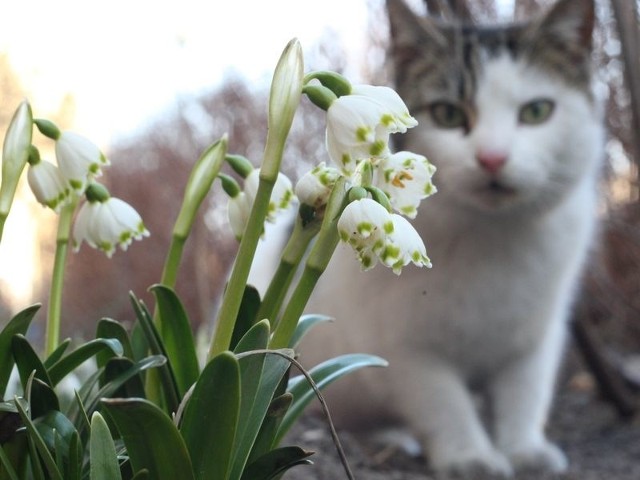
[301,0,603,476]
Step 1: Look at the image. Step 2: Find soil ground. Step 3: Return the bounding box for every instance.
[282,348,640,480]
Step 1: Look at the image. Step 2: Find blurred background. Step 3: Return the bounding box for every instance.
[0,1,638,403]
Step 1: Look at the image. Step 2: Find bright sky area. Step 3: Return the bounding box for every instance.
[1,0,386,146]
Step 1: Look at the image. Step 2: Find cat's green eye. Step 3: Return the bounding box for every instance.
[519,99,555,125]
[429,102,468,129]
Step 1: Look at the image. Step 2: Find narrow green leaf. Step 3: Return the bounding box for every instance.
[13,397,63,480]
[275,353,388,444]
[12,334,52,388]
[96,318,134,365]
[150,285,200,396]
[289,314,333,349]
[67,430,81,480]
[43,339,71,369]
[129,293,180,413]
[230,346,292,480]
[28,378,59,419]
[101,398,194,480]
[230,285,262,350]
[240,446,313,480]
[247,393,292,464]
[0,305,40,396]
[0,442,20,480]
[33,410,76,461]
[180,352,240,480]
[90,412,122,480]
[48,338,123,386]
[103,357,146,398]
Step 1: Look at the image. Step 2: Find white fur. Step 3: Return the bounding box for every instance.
[302,54,603,476]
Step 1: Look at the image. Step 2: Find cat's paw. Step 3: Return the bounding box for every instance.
[504,440,568,473]
[431,447,514,478]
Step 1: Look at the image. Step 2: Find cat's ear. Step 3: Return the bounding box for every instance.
[386,0,448,70]
[526,0,595,55]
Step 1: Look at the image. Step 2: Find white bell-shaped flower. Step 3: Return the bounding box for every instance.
[227,191,251,241]
[55,132,110,193]
[351,84,418,134]
[373,151,437,218]
[73,188,149,257]
[337,198,394,270]
[380,214,431,275]
[294,162,341,209]
[27,160,72,212]
[325,95,391,175]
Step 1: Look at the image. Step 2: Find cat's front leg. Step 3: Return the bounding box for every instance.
[393,354,513,477]
[489,321,568,473]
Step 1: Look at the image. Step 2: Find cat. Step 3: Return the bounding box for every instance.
[300,0,603,476]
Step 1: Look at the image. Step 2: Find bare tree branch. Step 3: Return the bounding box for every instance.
[424,0,473,21]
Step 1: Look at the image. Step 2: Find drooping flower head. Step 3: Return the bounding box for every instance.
[55,131,110,193]
[294,162,341,209]
[27,158,72,212]
[373,151,437,219]
[73,183,149,257]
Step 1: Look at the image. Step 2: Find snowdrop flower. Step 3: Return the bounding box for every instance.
[244,168,296,222]
[27,159,71,212]
[294,162,341,209]
[326,95,392,175]
[351,85,418,134]
[337,198,394,270]
[55,131,109,193]
[380,214,431,275]
[337,197,430,273]
[73,184,149,257]
[373,151,437,218]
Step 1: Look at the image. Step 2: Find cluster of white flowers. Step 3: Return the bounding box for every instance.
[27,121,148,257]
[224,73,436,274]
[298,74,437,274]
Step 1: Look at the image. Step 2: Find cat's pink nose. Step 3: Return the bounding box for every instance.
[476,150,508,174]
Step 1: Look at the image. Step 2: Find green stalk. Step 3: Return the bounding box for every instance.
[159,235,186,288]
[208,39,303,359]
[256,210,321,327]
[209,167,276,359]
[45,198,77,356]
[269,178,348,349]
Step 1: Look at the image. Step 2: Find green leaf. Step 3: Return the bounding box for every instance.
[180,352,240,480]
[48,338,123,386]
[129,293,180,413]
[90,412,122,480]
[289,314,333,349]
[150,285,200,396]
[240,446,313,480]
[275,353,388,444]
[103,357,146,399]
[0,304,40,396]
[43,339,71,369]
[28,378,59,419]
[230,341,292,479]
[11,334,52,389]
[230,285,261,351]
[33,410,76,461]
[96,318,134,366]
[101,398,194,480]
[13,397,63,480]
[247,393,292,464]
[70,355,166,428]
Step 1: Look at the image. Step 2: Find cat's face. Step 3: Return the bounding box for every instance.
[387,0,602,215]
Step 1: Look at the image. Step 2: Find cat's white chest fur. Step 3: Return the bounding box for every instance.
[302,5,604,475]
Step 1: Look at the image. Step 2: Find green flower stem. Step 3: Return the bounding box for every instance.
[256,210,322,327]
[45,198,77,356]
[269,179,349,349]
[208,175,275,359]
[159,235,186,288]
